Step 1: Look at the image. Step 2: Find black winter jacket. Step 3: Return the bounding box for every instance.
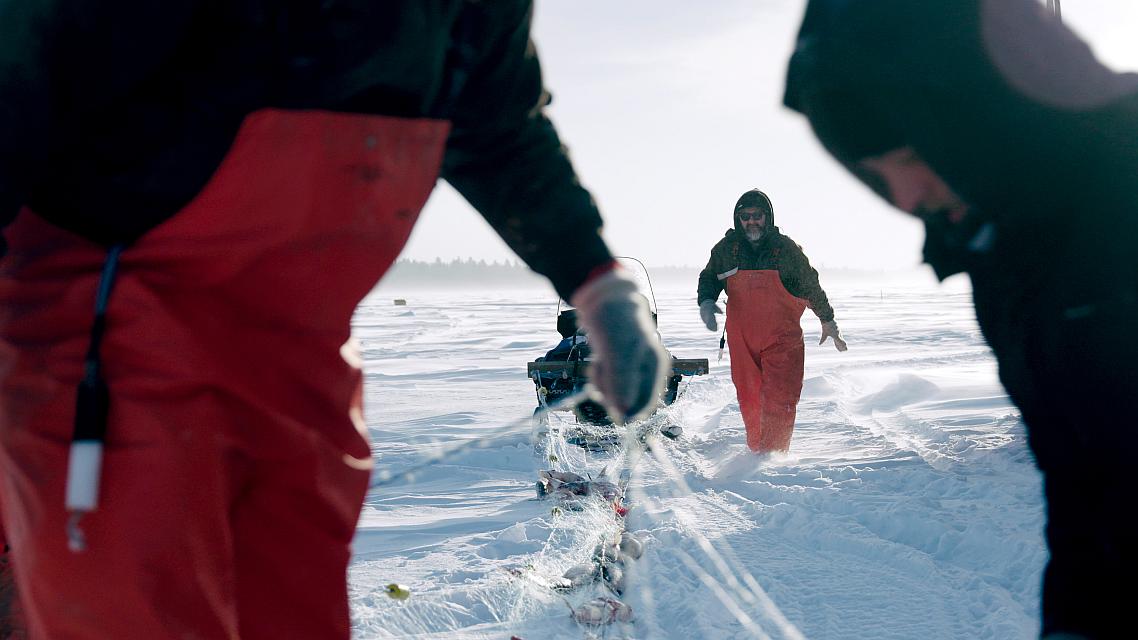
[0,0,610,299]
[697,226,835,323]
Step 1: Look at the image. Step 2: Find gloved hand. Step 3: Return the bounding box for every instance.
[699,300,723,332]
[819,319,848,352]
[572,269,669,424]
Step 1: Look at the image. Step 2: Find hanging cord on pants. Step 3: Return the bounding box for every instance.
[65,244,125,552]
[718,310,727,363]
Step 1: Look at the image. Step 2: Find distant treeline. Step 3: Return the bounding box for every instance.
[377,259,706,290]
[376,258,920,291]
[379,258,546,289]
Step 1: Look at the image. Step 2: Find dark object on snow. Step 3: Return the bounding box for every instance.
[556,308,579,340]
[535,470,621,503]
[393,299,407,306]
[528,334,705,425]
[528,259,707,427]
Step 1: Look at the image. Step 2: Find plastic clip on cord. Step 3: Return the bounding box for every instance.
[65,244,125,552]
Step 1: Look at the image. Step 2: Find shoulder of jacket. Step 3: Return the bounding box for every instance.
[713,232,741,256]
[774,232,804,253]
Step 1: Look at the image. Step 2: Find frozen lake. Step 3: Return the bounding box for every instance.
[348,274,1045,639]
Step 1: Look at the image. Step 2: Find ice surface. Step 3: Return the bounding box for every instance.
[350,277,1044,639]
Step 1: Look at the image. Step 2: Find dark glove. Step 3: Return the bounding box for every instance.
[572,270,669,424]
[699,300,723,332]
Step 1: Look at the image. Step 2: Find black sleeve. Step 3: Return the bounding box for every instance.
[0,1,55,254]
[440,1,612,300]
[696,236,731,305]
[779,239,835,322]
[0,0,199,256]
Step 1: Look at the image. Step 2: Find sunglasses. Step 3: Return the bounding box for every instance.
[737,211,766,222]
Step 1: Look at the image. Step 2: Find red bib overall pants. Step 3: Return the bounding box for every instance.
[725,270,807,453]
[0,109,449,639]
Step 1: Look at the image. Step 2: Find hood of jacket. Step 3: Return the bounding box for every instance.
[733,188,776,239]
[784,0,1138,277]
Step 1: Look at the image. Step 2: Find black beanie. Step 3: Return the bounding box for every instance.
[734,189,774,216]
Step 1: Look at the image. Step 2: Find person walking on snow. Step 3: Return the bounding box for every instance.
[0,2,667,639]
[697,189,846,453]
[784,1,1138,637]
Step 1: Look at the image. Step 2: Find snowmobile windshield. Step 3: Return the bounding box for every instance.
[557,257,658,320]
[615,257,657,316]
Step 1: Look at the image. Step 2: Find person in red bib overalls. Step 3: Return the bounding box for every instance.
[697,189,846,453]
[0,3,667,638]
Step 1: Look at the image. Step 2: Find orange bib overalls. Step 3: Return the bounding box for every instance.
[0,109,449,639]
[725,270,807,453]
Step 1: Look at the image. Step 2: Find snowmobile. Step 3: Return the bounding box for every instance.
[526,258,708,443]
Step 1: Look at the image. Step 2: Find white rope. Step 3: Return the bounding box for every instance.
[369,389,591,489]
[630,433,808,640]
[368,385,808,638]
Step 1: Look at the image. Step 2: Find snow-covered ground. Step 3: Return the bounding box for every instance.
[349,275,1046,639]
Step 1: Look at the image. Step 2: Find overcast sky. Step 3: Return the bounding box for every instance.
[399,0,1138,270]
